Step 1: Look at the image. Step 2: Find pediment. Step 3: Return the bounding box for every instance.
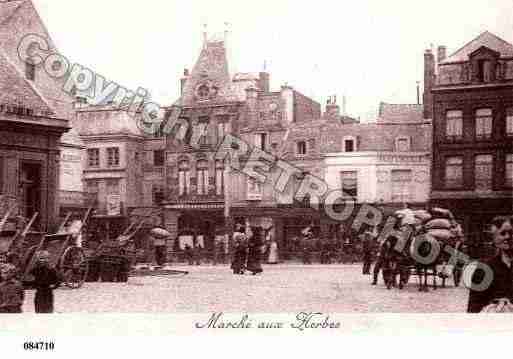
[469,46,500,60]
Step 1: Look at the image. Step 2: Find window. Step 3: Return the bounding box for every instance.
[85,180,99,195]
[446,110,463,139]
[391,170,412,202]
[217,122,226,143]
[106,179,120,195]
[344,139,355,152]
[297,141,307,155]
[152,184,165,205]
[0,157,3,194]
[506,154,513,188]
[340,171,357,198]
[178,161,190,196]
[506,108,513,136]
[107,147,120,167]
[445,156,463,188]
[215,160,224,195]
[255,133,267,151]
[153,150,165,166]
[196,160,209,195]
[308,139,316,151]
[198,116,209,145]
[247,177,263,200]
[87,148,100,167]
[395,137,410,152]
[475,108,493,139]
[25,61,35,81]
[197,85,209,99]
[475,155,493,191]
[477,60,494,82]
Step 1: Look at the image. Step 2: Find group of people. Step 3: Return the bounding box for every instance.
[0,250,61,314]
[231,224,278,275]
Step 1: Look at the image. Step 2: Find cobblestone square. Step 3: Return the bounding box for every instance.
[21,264,469,313]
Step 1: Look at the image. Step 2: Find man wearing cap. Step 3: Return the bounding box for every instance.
[28,250,61,313]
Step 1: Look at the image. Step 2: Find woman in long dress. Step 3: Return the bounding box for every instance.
[231,227,247,275]
[267,238,279,264]
[246,227,264,275]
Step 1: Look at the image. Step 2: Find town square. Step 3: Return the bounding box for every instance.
[0,0,512,318]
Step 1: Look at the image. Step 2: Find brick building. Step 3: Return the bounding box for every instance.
[427,31,513,236]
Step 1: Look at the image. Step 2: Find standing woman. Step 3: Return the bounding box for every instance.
[246,227,264,275]
[231,225,247,275]
[266,227,278,264]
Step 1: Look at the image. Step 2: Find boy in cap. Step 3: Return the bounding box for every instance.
[0,263,25,313]
[29,250,61,313]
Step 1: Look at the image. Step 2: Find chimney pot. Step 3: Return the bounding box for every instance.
[437,45,447,63]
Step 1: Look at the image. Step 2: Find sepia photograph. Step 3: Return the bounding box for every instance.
[0,0,512,355]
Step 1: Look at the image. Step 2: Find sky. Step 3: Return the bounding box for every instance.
[34,0,513,121]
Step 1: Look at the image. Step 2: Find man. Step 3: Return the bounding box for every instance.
[28,251,61,313]
[361,228,374,275]
[467,216,513,313]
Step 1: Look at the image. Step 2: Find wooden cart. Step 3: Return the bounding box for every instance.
[20,207,94,289]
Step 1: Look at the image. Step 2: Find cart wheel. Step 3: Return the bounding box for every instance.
[60,246,89,289]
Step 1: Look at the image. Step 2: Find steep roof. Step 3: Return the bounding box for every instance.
[0,47,54,114]
[180,39,234,105]
[441,31,513,64]
[377,102,424,124]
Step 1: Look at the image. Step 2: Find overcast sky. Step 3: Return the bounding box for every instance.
[34,0,513,121]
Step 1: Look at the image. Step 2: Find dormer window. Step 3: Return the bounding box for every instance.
[477,60,493,82]
[395,137,411,152]
[343,136,357,152]
[470,46,499,83]
[25,61,35,81]
[297,141,307,155]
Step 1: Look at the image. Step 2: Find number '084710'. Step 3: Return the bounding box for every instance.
[23,342,55,351]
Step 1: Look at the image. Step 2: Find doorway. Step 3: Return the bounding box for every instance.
[19,161,42,224]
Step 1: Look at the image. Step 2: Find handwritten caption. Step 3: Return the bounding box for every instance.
[195,312,340,331]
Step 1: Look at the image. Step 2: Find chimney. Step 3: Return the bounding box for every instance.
[423,49,435,120]
[342,95,347,116]
[437,45,447,63]
[259,72,270,93]
[326,95,340,118]
[416,81,420,105]
[180,68,189,96]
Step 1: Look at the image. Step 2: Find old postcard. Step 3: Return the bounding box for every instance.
[0,0,512,356]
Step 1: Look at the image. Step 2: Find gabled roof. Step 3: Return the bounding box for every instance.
[180,39,233,105]
[0,47,54,114]
[377,102,424,123]
[441,31,513,64]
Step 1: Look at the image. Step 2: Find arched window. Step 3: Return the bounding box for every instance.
[215,160,225,195]
[196,160,209,195]
[178,161,190,196]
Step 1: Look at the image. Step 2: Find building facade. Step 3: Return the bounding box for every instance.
[0,46,69,230]
[0,0,85,214]
[162,34,324,251]
[427,31,513,236]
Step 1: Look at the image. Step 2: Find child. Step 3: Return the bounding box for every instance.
[0,263,25,313]
[29,251,61,313]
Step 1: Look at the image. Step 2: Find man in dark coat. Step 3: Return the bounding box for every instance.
[361,229,374,275]
[468,216,513,313]
[29,251,61,313]
[0,263,24,313]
